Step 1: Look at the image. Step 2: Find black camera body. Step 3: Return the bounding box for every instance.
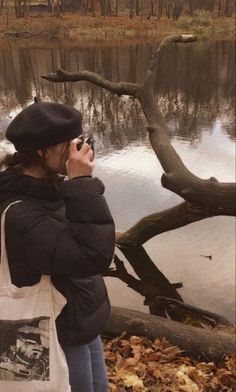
[77,136,94,153]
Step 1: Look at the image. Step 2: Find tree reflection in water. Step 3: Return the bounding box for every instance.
[0,39,235,324]
[0,40,235,146]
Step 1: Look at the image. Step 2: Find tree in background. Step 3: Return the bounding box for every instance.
[0,0,234,18]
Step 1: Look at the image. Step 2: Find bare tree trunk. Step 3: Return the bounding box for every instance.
[166,0,172,18]
[91,0,96,15]
[224,0,234,16]
[6,0,9,29]
[172,0,184,19]
[159,0,165,17]
[82,0,89,14]
[0,0,4,13]
[114,0,118,15]
[28,0,31,16]
[100,0,106,15]
[156,0,160,18]
[116,202,212,247]
[103,306,236,362]
[118,245,183,314]
[217,0,222,16]
[188,0,193,16]
[15,0,23,17]
[129,0,135,17]
[60,0,65,14]
[140,0,144,21]
[56,0,60,16]
[99,0,111,14]
[151,0,155,15]
[22,0,27,16]
[106,0,112,15]
[48,0,52,12]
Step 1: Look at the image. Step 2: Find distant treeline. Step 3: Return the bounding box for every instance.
[1,41,235,143]
[0,0,235,19]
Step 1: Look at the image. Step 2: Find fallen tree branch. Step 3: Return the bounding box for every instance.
[155,297,233,327]
[144,34,197,88]
[42,68,138,97]
[118,245,183,300]
[116,201,212,247]
[42,36,235,329]
[160,170,236,216]
[103,255,145,297]
[103,306,236,362]
[42,35,235,217]
[104,253,231,328]
[117,245,183,317]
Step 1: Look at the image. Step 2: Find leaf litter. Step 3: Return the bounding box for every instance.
[103,333,236,392]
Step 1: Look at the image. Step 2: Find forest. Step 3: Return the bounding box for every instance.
[0,0,235,385]
[0,0,235,19]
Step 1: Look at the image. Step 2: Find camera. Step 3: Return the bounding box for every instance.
[77,135,94,153]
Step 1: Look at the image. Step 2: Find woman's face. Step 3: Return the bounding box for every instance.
[42,141,71,175]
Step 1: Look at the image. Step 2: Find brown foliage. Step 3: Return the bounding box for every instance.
[103,333,236,391]
[0,14,235,45]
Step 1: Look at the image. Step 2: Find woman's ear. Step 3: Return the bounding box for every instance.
[36,149,44,158]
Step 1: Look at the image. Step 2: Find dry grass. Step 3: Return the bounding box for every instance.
[0,13,235,48]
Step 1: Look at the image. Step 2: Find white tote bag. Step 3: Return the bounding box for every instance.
[0,202,71,392]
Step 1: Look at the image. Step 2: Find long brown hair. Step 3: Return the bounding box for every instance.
[0,151,41,171]
[0,151,59,187]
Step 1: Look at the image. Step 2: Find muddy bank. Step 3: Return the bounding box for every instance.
[0,14,235,48]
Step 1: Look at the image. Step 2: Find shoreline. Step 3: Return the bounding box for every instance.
[0,14,235,48]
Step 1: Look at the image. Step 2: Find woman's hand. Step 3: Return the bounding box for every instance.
[66,138,94,179]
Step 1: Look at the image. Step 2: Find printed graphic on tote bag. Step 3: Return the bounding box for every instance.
[0,316,50,381]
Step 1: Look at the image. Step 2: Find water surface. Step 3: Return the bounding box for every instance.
[0,40,235,322]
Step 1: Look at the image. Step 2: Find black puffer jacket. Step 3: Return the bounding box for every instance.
[0,168,115,346]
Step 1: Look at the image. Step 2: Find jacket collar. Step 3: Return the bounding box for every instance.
[0,168,62,204]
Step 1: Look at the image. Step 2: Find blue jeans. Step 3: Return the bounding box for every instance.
[61,336,109,392]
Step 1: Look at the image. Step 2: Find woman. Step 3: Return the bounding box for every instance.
[0,101,115,392]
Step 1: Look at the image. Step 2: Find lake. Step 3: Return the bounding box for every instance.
[0,39,235,323]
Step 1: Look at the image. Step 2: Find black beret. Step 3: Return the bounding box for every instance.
[6,102,83,152]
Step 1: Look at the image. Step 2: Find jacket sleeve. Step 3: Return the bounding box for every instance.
[5,177,115,278]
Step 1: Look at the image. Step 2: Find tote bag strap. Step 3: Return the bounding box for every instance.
[0,201,52,290]
[0,200,22,287]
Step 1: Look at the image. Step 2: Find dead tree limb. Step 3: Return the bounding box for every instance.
[116,245,183,317]
[155,297,233,327]
[103,254,145,297]
[103,306,236,362]
[104,249,184,317]
[143,35,197,89]
[42,34,235,218]
[116,201,212,247]
[42,35,234,329]
[104,253,232,327]
[42,68,138,97]
[147,124,235,216]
